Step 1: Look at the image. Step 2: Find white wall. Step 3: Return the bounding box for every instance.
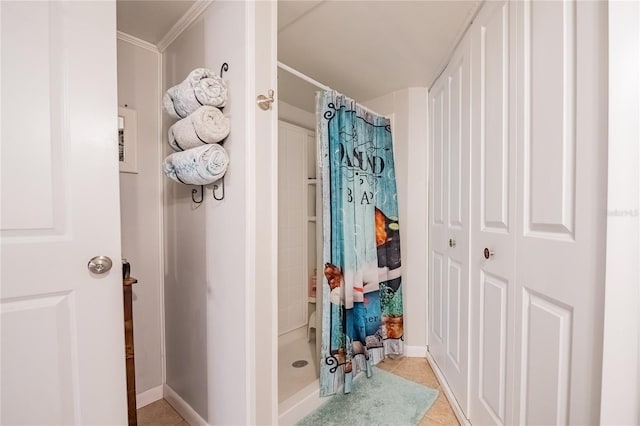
[600,1,640,424]
[363,88,429,353]
[163,2,252,424]
[278,101,315,130]
[117,38,164,398]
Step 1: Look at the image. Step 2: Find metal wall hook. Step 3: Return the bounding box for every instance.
[213,177,225,200]
[220,62,229,78]
[256,89,275,111]
[192,185,204,204]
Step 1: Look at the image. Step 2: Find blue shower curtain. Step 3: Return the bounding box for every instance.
[318,91,404,396]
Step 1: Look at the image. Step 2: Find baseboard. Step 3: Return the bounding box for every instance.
[425,351,470,426]
[163,384,208,426]
[405,345,427,358]
[136,385,163,409]
[278,380,324,425]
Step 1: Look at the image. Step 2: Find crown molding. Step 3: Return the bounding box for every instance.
[117,31,159,54]
[157,0,214,53]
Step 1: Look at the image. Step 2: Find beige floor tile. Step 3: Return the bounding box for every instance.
[386,358,460,426]
[424,394,459,426]
[418,414,448,426]
[392,358,441,389]
[375,360,397,372]
[137,399,184,426]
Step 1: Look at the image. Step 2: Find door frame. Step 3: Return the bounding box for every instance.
[247,0,279,424]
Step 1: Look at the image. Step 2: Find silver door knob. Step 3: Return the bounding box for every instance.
[483,248,495,259]
[88,256,113,274]
[449,238,456,248]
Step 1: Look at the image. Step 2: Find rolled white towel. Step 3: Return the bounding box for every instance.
[163,68,228,119]
[168,106,230,152]
[163,144,229,185]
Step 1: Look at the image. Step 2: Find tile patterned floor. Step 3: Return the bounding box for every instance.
[138,357,459,426]
[137,399,187,426]
[376,357,460,426]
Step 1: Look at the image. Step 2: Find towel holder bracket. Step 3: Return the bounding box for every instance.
[213,177,225,201]
[192,186,204,204]
[191,177,225,204]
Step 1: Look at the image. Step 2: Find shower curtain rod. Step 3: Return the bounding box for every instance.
[277,61,331,91]
[277,61,387,118]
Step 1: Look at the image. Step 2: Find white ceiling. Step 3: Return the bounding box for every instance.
[116,0,480,112]
[117,0,195,45]
[278,0,480,112]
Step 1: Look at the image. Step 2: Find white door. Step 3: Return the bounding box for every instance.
[512,1,607,424]
[1,2,126,424]
[469,1,517,425]
[428,33,471,415]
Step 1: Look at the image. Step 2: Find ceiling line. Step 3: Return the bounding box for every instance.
[157,0,213,53]
[428,0,484,90]
[278,0,327,34]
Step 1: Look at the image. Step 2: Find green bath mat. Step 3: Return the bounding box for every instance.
[296,368,439,426]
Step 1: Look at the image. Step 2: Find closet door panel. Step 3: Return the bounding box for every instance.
[428,33,471,416]
[429,82,447,350]
[514,1,607,425]
[447,259,462,366]
[526,0,576,237]
[479,272,508,424]
[431,252,444,342]
[470,1,516,425]
[520,290,572,426]
[432,91,445,226]
[481,1,509,232]
[448,66,463,229]
[429,82,447,352]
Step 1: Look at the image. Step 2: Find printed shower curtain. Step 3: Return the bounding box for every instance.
[318,91,404,396]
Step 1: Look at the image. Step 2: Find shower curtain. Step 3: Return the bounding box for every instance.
[318,91,404,396]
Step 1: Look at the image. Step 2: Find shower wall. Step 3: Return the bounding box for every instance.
[278,120,316,335]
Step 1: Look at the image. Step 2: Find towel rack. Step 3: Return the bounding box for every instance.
[189,62,230,205]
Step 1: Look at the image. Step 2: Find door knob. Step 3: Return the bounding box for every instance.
[449,238,456,248]
[483,248,495,260]
[88,256,113,274]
